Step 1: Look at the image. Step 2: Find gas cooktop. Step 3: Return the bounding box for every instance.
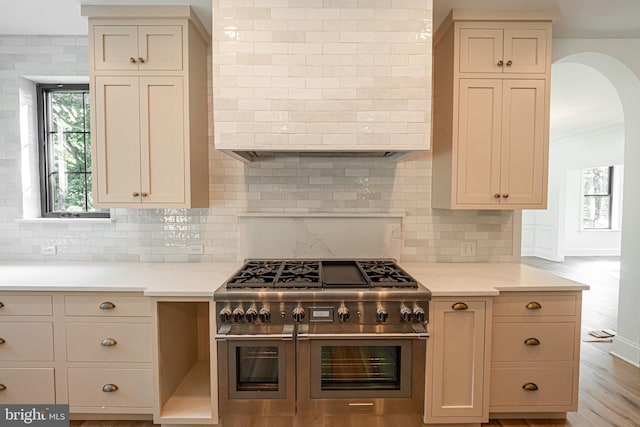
[225,259,419,289]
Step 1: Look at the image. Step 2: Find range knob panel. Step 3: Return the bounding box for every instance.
[292,305,305,323]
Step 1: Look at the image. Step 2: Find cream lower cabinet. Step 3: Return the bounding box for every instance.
[425,298,491,424]
[0,295,55,404]
[489,292,582,416]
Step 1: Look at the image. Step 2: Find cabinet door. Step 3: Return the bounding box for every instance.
[94,76,142,204]
[503,29,547,74]
[459,28,503,73]
[138,26,183,71]
[500,80,546,206]
[430,300,486,419]
[456,79,502,205]
[139,77,185,204]
[93,26,138,71]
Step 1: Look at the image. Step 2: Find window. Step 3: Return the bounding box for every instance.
[37,83,108,218]
[582,166,613,229]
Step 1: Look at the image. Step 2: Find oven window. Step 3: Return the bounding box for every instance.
[236,346,279,392]
[320,345,401,391]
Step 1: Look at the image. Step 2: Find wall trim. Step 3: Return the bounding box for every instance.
[611,335,640,368]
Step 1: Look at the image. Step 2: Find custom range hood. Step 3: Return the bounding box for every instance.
[211,0,433,163]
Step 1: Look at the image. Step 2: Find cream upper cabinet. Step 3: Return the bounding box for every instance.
[93,25,183,72]
[431,9,557,210]
[425,298,491,424]
[83,5,210,208]
[459,27,547,74]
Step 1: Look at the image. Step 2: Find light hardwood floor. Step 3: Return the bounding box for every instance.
[70,257,640,427]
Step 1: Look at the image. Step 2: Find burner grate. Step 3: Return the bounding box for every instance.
[275,261,322,288]
[358,260,418,288]
[226,260,283,288]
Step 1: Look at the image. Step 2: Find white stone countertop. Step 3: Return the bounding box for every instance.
[0,261,588,297]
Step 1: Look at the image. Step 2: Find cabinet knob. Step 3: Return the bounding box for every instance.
[526,301,542,310]
[102,384,119,392]
[506,60,513,66]
[502,194,509,199]
[497,60,504,67]
[522,382,539,391]
[494,193,501,198]
[451,302,469,311]
[524,337,541,346]
[99,301,116,310]
[100,338,118,347]
[0,338,5,344]
[0,301,4,308]
[132,192,140,197]
[138,57,145,64]
[0,384,6,391]
[129,57,137,64]
[141,192,148,197]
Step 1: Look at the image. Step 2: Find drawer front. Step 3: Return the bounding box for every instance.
[0,322,54,362]
[0,295,53,316]
[490,367,574,408]
[492,322,575,362]
[0,368,55,404]
[493,294,577,317]
[66,322,151,362]
[65,295,150,317]
[68,368,153,408]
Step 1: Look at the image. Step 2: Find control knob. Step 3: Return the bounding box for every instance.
[338,305,350,322]
[400,304,413,322]
[258,307,271,323]
[245,306,258,322]
[292,305,305,323]
[219,307,232,323]
[232,306,245,322]
[413,304,426,322]
[376,306,389,322]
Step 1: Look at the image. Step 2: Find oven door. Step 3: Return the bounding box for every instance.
[215,324,295,416]
[296,323,428,417]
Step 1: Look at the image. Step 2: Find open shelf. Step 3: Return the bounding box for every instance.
[160,359,211,419]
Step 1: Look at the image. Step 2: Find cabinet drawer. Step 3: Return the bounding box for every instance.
[490,367,574,407]
[66,322,151,362]
[493,294,577,317]
[68,368,153,408]
[0,322,54,361]
[0,368,55,404]
[0,295,52,316]
[492,322,575,362]
[65,295,150,317]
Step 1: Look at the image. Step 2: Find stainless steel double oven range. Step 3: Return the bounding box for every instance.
[213,259,431,425]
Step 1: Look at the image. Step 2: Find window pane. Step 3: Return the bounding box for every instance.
[52,173,88,213]
[51,132,87,173]
[583,167,610,195]
[582,196,611,229]
[50,91,86,132]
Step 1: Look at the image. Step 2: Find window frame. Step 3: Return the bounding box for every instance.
[581,165,614,230]
[37,83,108,218]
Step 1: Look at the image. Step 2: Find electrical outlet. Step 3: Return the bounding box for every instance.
[461,241,476,257]
[187,245,204,255]
[41,245,57,255]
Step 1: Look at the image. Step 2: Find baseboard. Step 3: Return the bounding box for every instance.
[564,248,621,256]
[611,335,640,367]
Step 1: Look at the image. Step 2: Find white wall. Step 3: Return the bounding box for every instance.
[552,40,640,367]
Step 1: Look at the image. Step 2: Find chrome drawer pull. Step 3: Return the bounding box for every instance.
[526,301,542,310]
[524,337,541,346]
[0,384,6,391]
[522,382,539,391]
[102,384,118,392]
[452,302,468,311]
[0,338,5,344]
[100,338,117,347]
[99,301,116,310]
[0,302,4,308]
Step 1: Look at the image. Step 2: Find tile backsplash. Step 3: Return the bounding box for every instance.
[212,0,432,151]
[0,34,515,263]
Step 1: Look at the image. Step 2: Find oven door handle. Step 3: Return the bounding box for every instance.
[214,324,294,341]
[297,323,429,340]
